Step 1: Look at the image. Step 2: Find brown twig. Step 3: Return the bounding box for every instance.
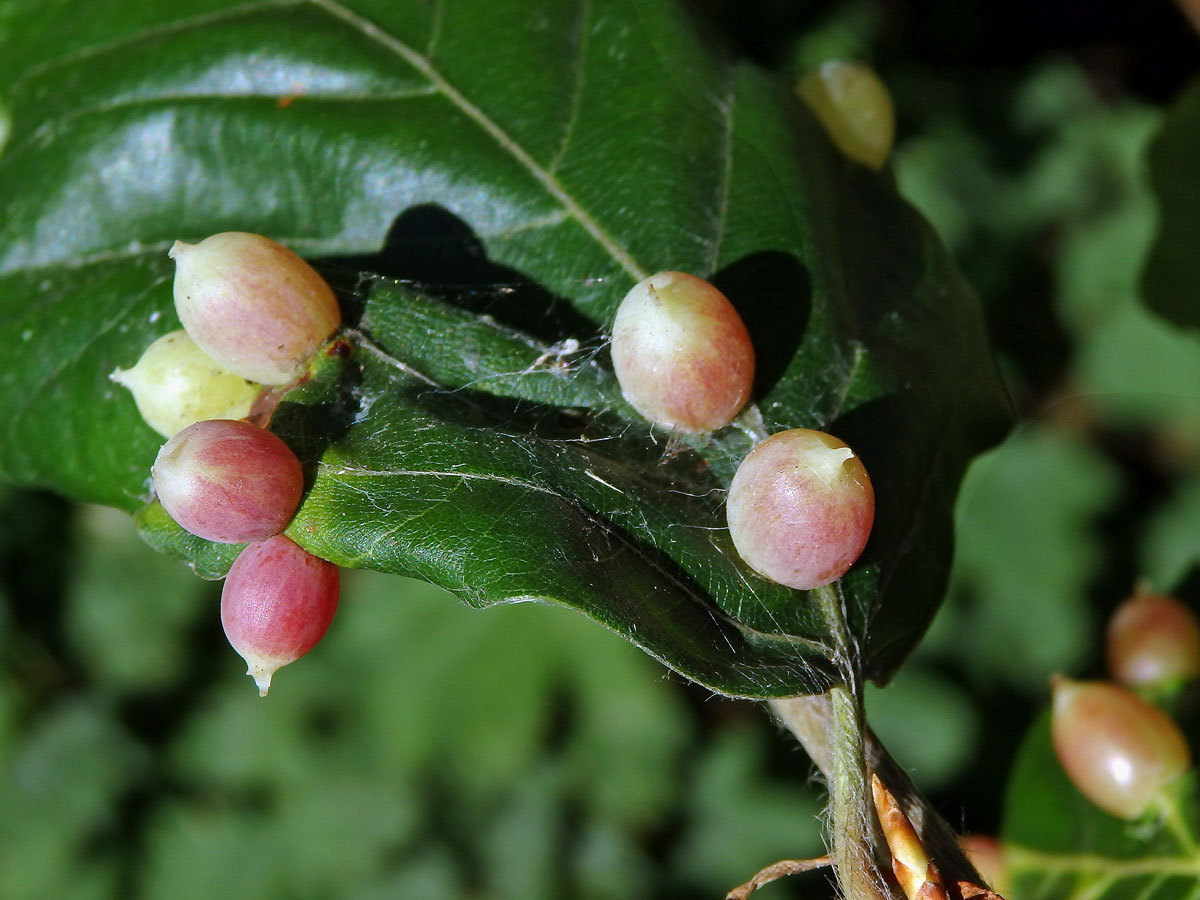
[872,773,1008,900]
[725,855,832,899]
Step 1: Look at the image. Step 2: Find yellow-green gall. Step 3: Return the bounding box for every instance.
[796,60,895,171]
[110,330,262,437]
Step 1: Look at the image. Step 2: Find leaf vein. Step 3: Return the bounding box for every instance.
[318,460,828,664]
[0,234,366,280]
[7,0,303,97]
[424,0,446,59]
[1008,845,1200,879]
[547,0,591,175]
[7,274,169,476]
[828,340,867,423]
[2,88,443,164]
[1131,874,1168,900]
[307,0,649,283]
[476,210,572,240]
[706,61,736,276]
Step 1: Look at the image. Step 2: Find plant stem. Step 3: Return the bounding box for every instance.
[828,682,887,900]
[814,583,889,900]
[1158,788,1199,856]
[770,585,991,898]
[769,693,834,777]
[771,693,987,893]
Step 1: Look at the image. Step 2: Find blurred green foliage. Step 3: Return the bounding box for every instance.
[2,1,1199,897]
[1142,79,1200,332]
[0,494,826,898]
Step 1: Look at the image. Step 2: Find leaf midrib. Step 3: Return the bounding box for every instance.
[310,0,649,283]
[3,0,653,286]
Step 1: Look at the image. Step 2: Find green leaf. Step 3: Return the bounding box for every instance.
[164,569,695,897]
[930,424,1120,694]
[1141,473,1200,592]
[0,700,144,900]
[864,663,980,790]
[0,0,1008,697]
[1003,712,1200,900]
[1142,77,1200,330]
[133,496,243,580]
[65,505,210,690]
[670,725,824,892]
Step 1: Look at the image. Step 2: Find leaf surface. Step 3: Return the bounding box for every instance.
[0,0,1008,696]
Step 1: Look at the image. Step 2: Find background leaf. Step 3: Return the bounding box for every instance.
[0,495,825,900]
[1142,76,1200,331]
[0,0,1008,697]
[927,424,1121,694]
[1002,713,1200,900]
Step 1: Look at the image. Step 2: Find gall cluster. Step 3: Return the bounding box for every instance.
[122,244,880,689]
[115,232,342,696]
[611,270,875,591]
[1051,588,1197,821]
[112,58,900,694]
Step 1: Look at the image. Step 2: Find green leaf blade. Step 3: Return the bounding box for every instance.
[0,256,171,509]
[1,0,1009,696]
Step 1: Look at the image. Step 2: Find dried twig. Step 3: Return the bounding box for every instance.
[725,855,832,900]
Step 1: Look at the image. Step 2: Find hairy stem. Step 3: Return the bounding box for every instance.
[769,584,989,898]
[772,693,986,892]
[828,682,888,900]
[815,584,889,900]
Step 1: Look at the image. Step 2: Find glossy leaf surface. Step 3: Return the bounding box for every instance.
[0,0,1008,696]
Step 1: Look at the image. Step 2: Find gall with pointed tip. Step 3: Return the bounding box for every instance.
[221,535,340,696]
[152,419,304,544]
[726,428,874,590]
[796,60,895,171]
[110,329,262,438]
[611,271,754,433]
[171,232,341,385]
